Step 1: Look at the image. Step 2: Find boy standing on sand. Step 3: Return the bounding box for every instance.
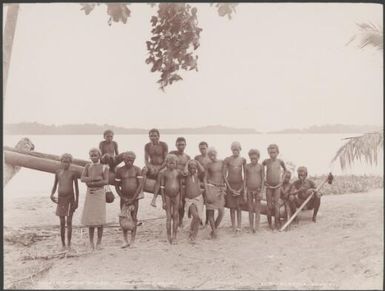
[245,149,264,233]
[224,142,247,232]
[262,144,287,230]
[169,137,191,227]
[159,154,185,244]
[50,153,79,250]
[143,129,168,208]
[182,160,205,243]
[115,151,145,248]
[204,147,226,239]
[194,141,211,226]
[280,171,294,222]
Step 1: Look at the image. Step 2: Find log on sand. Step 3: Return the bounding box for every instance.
[4,149,286,218]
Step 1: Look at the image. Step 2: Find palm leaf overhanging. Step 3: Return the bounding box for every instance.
[346,22,383,50]
[332,132,384,170]
[333,23,383,170]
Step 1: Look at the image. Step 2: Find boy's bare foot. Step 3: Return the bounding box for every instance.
[210,230,217,239]
[236,227,241,233]
[312,217,317,223]
[252,228,256,234]
[167,236,172,244]
[96,243,103,250]
[121,243,130,249]
[60,246,67,252]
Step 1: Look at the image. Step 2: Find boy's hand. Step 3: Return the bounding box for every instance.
[73,201,78,210]
[50,194,58,204]
[162,202,167,210]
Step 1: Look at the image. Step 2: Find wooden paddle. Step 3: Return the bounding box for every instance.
[279,172,334,232]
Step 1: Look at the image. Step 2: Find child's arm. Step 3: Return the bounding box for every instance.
[144,144,150,168]
[50,173,59,203]
[80,164,93,183]
[160,172,166,210]
[91,166,109,187]
[260,164,265,196]
[114,141,119,156]
[114,169,124,199]
[242,158,247,200]
[223,158,233,193]
[160,143,169,170]
[73,176,79,210]
[131,167,145,202]
[179,176,185,209]
[99,141,104,155]
[280,159,287,173]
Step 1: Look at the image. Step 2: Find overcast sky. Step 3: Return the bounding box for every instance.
[3,3,383,131]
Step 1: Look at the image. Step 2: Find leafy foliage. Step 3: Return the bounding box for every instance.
[212,3,238,19]
[332,132,384,170]
[80,3,235,89]
[146,3,202,90]
[80,3,131,26]
[346,22,383,50]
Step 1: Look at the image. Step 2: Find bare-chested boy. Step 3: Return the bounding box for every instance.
[99,129,119,158]
[159,154,185,244]
[143,129,168,207]
[224,142,247,232]
[115,151,144,248]
[245,149,264,233]
[204,147,226,239]
[169,137,191,227]
[194,141,210,225]
[288,166,321,223]
[50,153,79,250]
[262,144,287,230]
[182,160,205,243]
[280,171,293,222]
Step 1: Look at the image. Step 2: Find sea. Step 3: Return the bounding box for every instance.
[4,134,383,198]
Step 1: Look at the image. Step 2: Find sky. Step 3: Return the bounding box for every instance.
[3,3,383,132]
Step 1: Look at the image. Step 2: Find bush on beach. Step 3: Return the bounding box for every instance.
[309,175,383,195]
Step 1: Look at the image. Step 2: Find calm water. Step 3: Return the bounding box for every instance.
[4,134,383,198]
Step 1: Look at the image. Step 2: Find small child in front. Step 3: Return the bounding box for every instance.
[262,144,287,230]
[50,153,79,250]
[115,151,144,248]
[245,149,264,233]
[182,160,205,243]
[159,154,184,244]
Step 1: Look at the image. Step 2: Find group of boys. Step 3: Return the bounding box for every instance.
[51,128,322,249]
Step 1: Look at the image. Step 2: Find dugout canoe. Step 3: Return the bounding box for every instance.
[3,147,287,218]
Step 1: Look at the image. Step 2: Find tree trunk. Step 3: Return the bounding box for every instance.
[3,4,20,97]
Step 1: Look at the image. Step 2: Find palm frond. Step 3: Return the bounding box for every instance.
[332,131,384,170]
[346,22,383,50]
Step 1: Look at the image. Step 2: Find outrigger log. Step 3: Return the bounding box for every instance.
[4,140,287,218]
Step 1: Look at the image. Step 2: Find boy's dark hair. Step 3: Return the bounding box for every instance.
[176,137,186,144]
[103,129,114,137]
[199,141,208,147]
[149,128,160,136]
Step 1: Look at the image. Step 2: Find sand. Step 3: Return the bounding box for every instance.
[4,189,383,290]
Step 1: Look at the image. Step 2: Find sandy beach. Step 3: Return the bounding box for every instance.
[4,188,383,290]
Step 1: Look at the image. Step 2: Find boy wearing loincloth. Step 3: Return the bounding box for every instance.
[280,171,294,222]
[169,137,191,227]
[245,149,264,233]
[143,128,168,207]
[182,160,205,243]
[81,148,109,250]
[159,154,185,244]
[50,153,79,250]
[115,151,145,248]
[262,144,287,230]
[204,147,226,239]
[194,141,211,225]
[289,166,321,222]
[224,142,247,232]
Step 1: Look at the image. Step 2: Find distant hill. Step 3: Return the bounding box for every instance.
[269,124,383,134]
[3,122,259,135]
